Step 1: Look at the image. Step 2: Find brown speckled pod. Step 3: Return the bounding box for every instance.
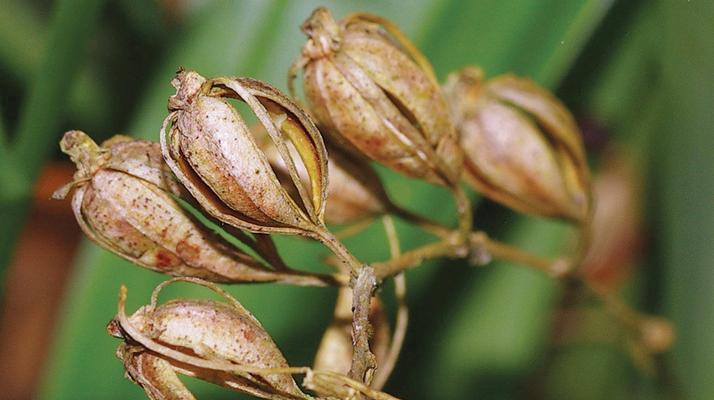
[254,123,388,225]
[110,280,307,400]
[292,7,462,187]
[54,130,280,283]
[313,287,390,379]
[443,67,591,222]
[162,70,328,237]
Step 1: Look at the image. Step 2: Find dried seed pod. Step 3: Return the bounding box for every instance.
[292,7,462,187]
[313,287,390,379]
[443,66,591,221]
[322,148,389,225]
[254,123,388,225]
[117,344,197,400]
[162,70,328,236]
[54,130,280,283]
[110,279,307,400]
[580,146,642,288]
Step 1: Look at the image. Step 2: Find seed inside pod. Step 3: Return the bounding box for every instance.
[293,7,462,187]
[254,122,388,225]
[161,70,329,237]
[443,67,591,222]
[55,130,280,283]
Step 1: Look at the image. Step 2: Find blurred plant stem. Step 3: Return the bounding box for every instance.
[0,0,105,283]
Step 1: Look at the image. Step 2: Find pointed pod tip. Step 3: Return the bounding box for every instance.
[60,130,93,154]
[169,69,206,111]
[106,318,124,339]
[301,7,341,58]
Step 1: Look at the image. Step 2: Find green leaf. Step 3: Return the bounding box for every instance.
[657,1,714,399]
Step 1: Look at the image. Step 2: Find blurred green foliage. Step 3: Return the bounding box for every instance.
[0,0,711,399]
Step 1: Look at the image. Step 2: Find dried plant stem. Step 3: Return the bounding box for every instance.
[373,237,461,280]
[309,225,381,388]
[451,185,473,246]
[371,207,660,350]
[386,203,451,237]
[372,215,409,390]
[272,271,348,287]
[470,232,571,277]
[585,282,645,332]
[311,226,363,273]
[304,370,403,400]
[348,265,378,385]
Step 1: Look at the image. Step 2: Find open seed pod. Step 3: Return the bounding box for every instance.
[109,279,308,400]
[443,66,591,222]
[253,123,389,225]
[313,287,390,380]
[292,7,462,187]
[54,130,281,283]
[161,69,328,237]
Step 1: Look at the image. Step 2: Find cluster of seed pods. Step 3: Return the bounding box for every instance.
[55,6,593,400]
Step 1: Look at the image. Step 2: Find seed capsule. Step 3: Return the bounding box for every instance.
[443,67,591,221]
[54,130,280,282]
[162,70,328,237]
[313,287,390,379]
[110,280,307,400]
[292,7,462,186]
[580,147,641,288]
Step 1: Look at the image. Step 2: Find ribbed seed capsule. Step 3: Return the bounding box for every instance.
[443,67,591,221]
[313,287,390,378]
[292,7,462,186]
[109,279,307,400]
[54,130,279,282]
[254,123,388,225]
[161,69,328,236]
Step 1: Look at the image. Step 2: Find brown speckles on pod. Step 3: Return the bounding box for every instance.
[293,7,462,187]
[111,280,307,400]
[161,70,328,236]
[55,130,281,283]
[443,67,592,222]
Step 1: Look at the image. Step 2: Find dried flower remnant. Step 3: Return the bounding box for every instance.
[313,287,390,378]
[109,279,308,400]
[292,7,462,187]
[54,130,280,283]
[444,66,591,222]
[161,70,328,237]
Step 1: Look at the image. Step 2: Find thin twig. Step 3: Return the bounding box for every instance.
[348,265,378,384]
[372,215,409,390]
[334,218,376,240]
